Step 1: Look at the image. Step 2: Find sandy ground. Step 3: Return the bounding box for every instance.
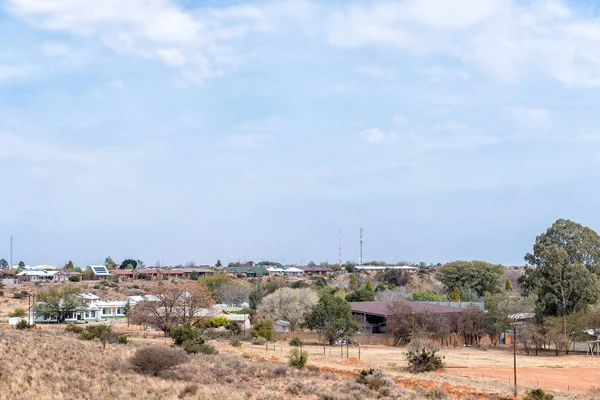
[209,340,600,397]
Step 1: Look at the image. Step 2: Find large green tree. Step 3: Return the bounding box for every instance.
[520,219,600,319]
[437,260,505,298]
[0,259,8,269]
[34,285,84,323]
[119,259,138,270]
[302,293,360,344]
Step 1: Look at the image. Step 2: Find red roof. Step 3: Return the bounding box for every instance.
[109,270,136,275]
[159,269,184,275]
[135,269,160,274]
[350,301,465,316]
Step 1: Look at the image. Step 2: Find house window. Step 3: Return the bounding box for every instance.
[102,309,110,315]
[90,311,96,318]
[85,313,89,318]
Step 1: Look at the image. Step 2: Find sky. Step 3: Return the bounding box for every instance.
[2,0,600,267]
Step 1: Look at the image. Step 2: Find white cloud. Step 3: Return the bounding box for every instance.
[360,128,397,144]
[355,65,395,80]
[42,41,70,56]
[0,64,37,82]
[156,48,186,67]
[326,0,600,87]
[6,0,278,83]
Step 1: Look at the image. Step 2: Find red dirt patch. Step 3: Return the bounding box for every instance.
[342,357,361,366]
[458,366,598,393]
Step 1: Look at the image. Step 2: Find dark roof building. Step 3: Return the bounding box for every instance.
[298,265,333,275]
[350,301,466,334]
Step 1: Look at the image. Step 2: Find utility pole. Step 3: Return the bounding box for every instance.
[338,228,342,265]
[511,321,523,397]
[359,227,363,265]
[10,236,13,268]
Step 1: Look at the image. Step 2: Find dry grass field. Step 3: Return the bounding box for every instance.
[3,281,600,399]
[0,328,426,400]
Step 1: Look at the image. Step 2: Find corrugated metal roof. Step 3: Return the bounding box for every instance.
[351,301,466,316]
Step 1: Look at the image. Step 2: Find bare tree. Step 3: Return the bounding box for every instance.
[460,307,486,345]
[376,287,410,301]
[258,288,318,331]
[130,281,213,336]
[215,282,251,306]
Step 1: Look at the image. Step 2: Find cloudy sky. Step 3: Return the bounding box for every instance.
[1,0,600,267]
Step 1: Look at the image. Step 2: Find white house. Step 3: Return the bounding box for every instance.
[266,266,304,277]
[34,292,127,323]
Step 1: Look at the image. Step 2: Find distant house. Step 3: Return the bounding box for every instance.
[179,268,215,279]
[158,269,185,279]
[225,313,251,330]
[17,270,64,283]
[351,301,465,334]
[298,265,333,276]
[226,266,268,277]
[34,292,126,322]
[274,320,290,333]
[109,270,137,280]
[86,265,111,280]
[266,266,303,277]
[354,265,418,273]
[135,269,162,280]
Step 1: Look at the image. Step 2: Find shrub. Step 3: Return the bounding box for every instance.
[356,369,392,391]
[289,337,303,347]
[80,325,112,341]
[208,315,229,328]
[426,386,447,399]
[406,337,444,373]
[68,276,81,282]
[180,384,199,398]
[13,291,28,299]
[15,320,33,330]
[130,346,189,376]
[182,340,218,355]
[250,319,273,341]
[65,324,85,334]
[8,308,26,318]
[171,323,203,346]
[287,348,308,369]
[230,338,242,347]
[252,336,267,345]
[226,320,241,335]
[117,334,129,345]
[524,389,554,400]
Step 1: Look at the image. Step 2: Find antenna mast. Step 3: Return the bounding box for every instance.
[359,227,363,265]
[338,228,342,265]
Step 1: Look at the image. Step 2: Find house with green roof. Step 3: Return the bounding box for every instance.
[225,266,268,277]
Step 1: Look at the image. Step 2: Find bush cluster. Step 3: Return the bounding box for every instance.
[13,291,28,299]
[406,338,444,373]
[250,319,273,341]
[356,368,393,391]
[524,389,554,400]
[289,337,303,347]
[287,348,308,369]
[8,309,26,318]
[79,325,128,345]
[130,346,189,376]
[15,320,33,330]
[170,322,218,354]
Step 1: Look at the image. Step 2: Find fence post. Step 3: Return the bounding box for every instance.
[265,342,268,352]
[358,346,360,359]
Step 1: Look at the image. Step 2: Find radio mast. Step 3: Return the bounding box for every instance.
[338,228,342,265]
[359,227,363,265]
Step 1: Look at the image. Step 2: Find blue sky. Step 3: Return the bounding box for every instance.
[2,0,600,267]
